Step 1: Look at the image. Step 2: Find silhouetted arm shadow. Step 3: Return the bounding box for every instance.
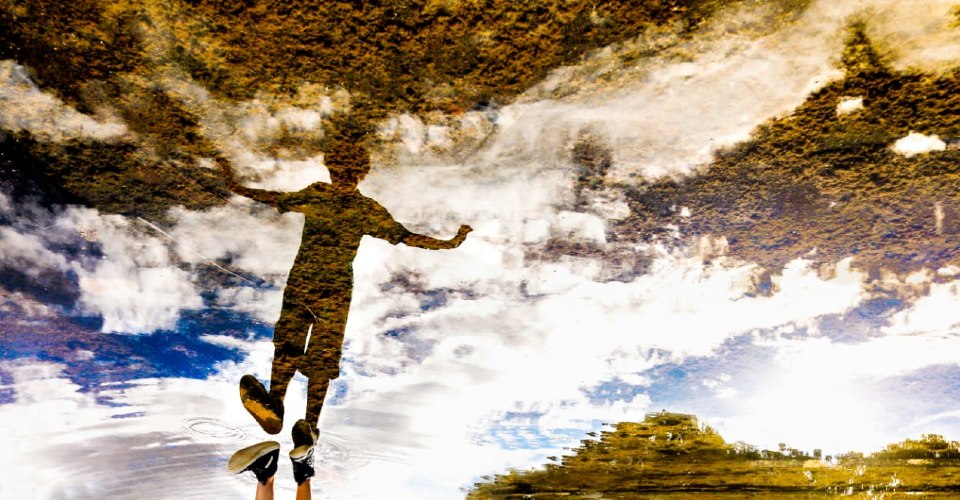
[217,157,286,210]
[365,197,472,250]
[399,225,472,249]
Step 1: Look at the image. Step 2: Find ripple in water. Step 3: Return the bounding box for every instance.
[315,430,408,468]
[183,417,407,491]
[182,417,249,441]
[315,431,353,463]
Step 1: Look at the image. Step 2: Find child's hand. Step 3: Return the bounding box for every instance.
[452,225,473,247]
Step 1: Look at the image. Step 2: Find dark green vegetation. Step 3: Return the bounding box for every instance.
[0,131,227,217]
[469,411,960,499]
[616,23,960,276]
[0,0,757,220]
[2,0,732,113]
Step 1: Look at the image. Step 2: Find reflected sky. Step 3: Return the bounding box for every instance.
[5,1,960,499]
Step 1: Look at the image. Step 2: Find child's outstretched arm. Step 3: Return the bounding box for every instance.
[366,198,471,250]
[217,157,284,208]
[400,224,472,250]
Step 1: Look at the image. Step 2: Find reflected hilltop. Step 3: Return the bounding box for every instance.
[469,411,960,499]
[616,22,960,279]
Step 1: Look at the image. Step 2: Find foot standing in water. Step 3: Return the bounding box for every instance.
[228,420,318,499]
[220,119,471,436]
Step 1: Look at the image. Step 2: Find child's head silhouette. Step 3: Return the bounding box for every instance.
[324,114,373,189]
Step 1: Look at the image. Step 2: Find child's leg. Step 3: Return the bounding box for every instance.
[228,441,279,499]
[305,376,331,428]
[302,297,349,428]
[296,479,311,500]
[255,476,274,500]
[240,302,310,434]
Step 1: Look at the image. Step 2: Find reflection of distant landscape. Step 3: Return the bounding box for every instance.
[5,0,960,498]
[470,412,960,499]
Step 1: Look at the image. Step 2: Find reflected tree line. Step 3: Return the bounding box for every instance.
[469,412,960,499]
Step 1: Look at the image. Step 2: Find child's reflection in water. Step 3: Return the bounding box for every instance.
[224,120,470,493]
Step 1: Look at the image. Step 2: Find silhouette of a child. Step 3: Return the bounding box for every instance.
[221,130,470,434]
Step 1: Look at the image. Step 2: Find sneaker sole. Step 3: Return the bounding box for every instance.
[240,398,283,434]
[240,376,283,434]
[290,444,313,460]
[228,441,280,474]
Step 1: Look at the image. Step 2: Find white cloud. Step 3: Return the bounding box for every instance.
[204,336,280,390]
[536,257,864,359]
[836,96,865,116]
[0,60,128,141]
[379,114,459,157]
[703,373,736,399]
[274,107,325,132]
[0,198,205,334]
[553,210,607,243]
[711,270,960,455]
[0,191,304,334]
[892,131,946,157]
[167,197,302,279]
[715,328,960,455]
[0,226,70,275]
[56,207,203,333]
[214,286,283,324]
[157,77,340,192]
[76,265,201,333]
[717,366,889,455]
[229,152,331,192]
[773,334,960,382]
[937,265,960,277]
[885,280,960,335]
[0,361,183,498]
[234,100,330,141]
